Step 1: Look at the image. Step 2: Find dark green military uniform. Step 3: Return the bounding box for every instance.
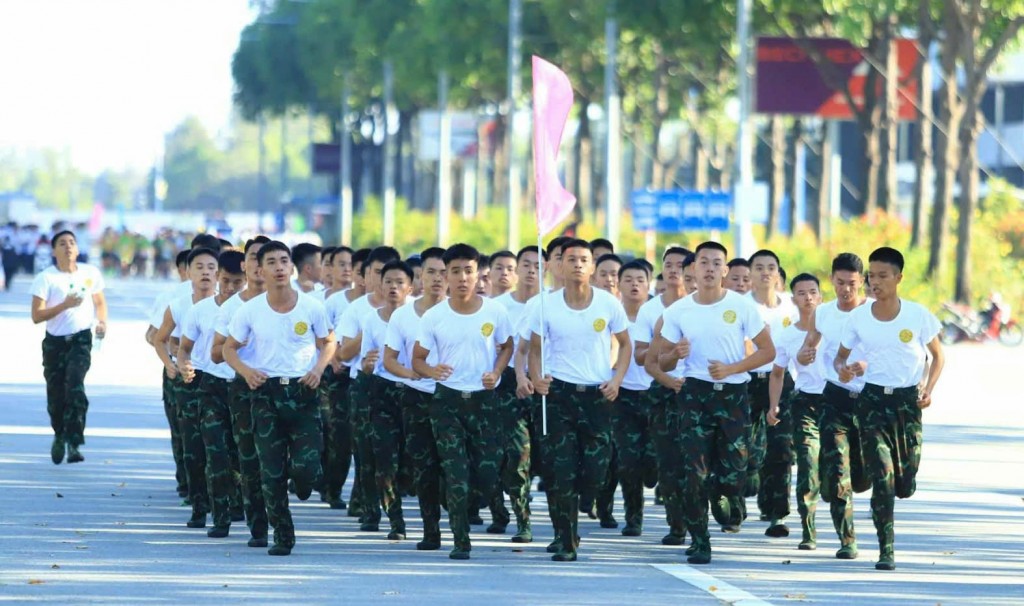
[649,384,688,542]
[610,387,658,533]
[229,377,269,545]
[860,383,922,565]
[41,330,92,452]
[790,390,823,547]
[319,366,352,508]
[177,372,210,525]
[678,379,749,562]
[199,372,243,532]
[162,372,187,494]
[402,385,443,548]
[489,367,532,537]
[819,382,868,553]
[748,372,795,524]
[350,372,381,529]
[431,384,502,555]
[368,374,408,537]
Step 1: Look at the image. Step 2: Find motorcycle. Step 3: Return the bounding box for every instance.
[938,298,1023,346]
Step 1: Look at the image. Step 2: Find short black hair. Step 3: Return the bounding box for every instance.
[545,236,571,257]
[590,238,614,252]
[682,253,696,269]
[695,241,728,258]
[256,241,291,265]
[381,259,414,282]
[516,245,547,262]
[420,247,446,263]
[292,243,322,270]
[218,250,245,275]
[334,245,354,257]
[560,238,593,255]
[244,235,271,254]
[187,247,219,266]
[218,238,233,251]
[779,266,788,283]
[638,259,654,274]
[352,247,372,269]
[404,256,422,269]
[727,258,750,269]
[655,272,664,281]
[748,248,781,267]
[868,246,904,272]
[321,246,338,263]
[619,259,651,280]
[489,250,516,268]
[363,246,401,276]
[790,272,820,290]
[831,252,864,275]
[50,229,75,248]
[663,246,691,260]
[477,253,491,269]
[596,253,623,268]
[191,233,222,252]
[175,250,190,267]
[442,243,480,266]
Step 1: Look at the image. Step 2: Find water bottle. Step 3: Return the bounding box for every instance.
[93,333,104,352]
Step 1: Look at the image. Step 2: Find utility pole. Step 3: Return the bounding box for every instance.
[339,78,353,246]
[506,0,522,250]
[734,0,756,258]
[382,60,396,246]
[437,70,453,247]
[604,2,622,248]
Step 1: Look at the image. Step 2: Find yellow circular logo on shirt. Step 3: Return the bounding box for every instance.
[294,321,309,336]
[84,279,94,288]
[481,322,494,337]
[723,310,737,324]
[782,317,792,328]
[593,318,607,332]
[899,329,913,343]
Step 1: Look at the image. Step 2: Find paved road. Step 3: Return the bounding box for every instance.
[1,276,1022,604]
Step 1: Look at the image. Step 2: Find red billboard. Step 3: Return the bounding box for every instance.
[755,37,920,121]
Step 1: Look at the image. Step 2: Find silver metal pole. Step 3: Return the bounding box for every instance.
[734,0,756,257]
[506,0,522,250]
[604,8,622,248]
[340,78,353,246]
[438,70,453,246]
[383,60,396,246]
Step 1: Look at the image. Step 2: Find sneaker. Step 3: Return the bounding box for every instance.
[187,512,207,529]
[551,550,577,562]
[546,538,561,553]
[51,437,65,464]
[721,524,741,534]
[685,543,699,556]
[329,499,347,510]
[66,444,84,464]
[836,544,859,560]
[765,523,790,538]
[875,551,895,571]
[599,515,619,529]
[207,526,230,538]
[295,482,312,501]
[387,530,406,541]
[360,522,380,532]
[268,544,292,556]
[449,547,471,560]
[468,513,485,526]
[416,537,441,550]
[511,524,533,543]
[798,540,817,550]
[486,522,508,534]
[687,548,712,565]
[661,533,686,546]
[621,525,642,537]
[248,536,269,548]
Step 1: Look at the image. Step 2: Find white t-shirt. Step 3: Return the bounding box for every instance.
[774,323,825,395]
[384,301,440,394]
[149,280,193,329]
[337,293,382,379]
[529,288,628,386]
[494,291,535,369]
[325,289,357,327]
[168,292,210,339]
[635,294,686,379]
[747,291,799,374]
[216,291,259,367]
[359,306,406,384]
[622,318,653,391]
[30,264,104,336]
[417,297,512,392]
[815,299,869,392]
[228,292,332,378]
[661,290,766,385]
[181,296,235,380]
[840,299,941,389]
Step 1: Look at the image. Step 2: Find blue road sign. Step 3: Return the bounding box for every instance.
[630,190,732,233]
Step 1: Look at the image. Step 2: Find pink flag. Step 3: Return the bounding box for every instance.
[532,55,576,236]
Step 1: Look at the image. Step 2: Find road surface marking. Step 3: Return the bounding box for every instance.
[651,563,774,606]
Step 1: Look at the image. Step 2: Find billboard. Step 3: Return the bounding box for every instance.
[755,37,919,120]
[631,190,731,233]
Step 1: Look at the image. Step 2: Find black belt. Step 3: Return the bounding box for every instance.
[550,378,602,393]
[750,371,770,380]
[436,383,489,400]
[686,378,747,394]
[864,383,918,397]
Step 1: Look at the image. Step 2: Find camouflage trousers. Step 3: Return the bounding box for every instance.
[41,330,92,447]
[403,387,442,541]
[859,383,923,557]
[350,372,380,525]
[540,380,613,555]
[176,373,210,517]
[679,379,750,547]
[368,375,410,533]
[489,369,532,529]
[162,373,187,493]
[791,390,823,544]
[650,385,687,537]
[319,367,352,504]
[819,382,868,547]
[612,387,658,530]
[430,385,501,550]
[229,377,268,540]
[199,373,243,529]
[748,374,794,520]
[251,379,323,549]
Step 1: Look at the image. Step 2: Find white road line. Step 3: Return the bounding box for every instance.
[0,425,170,440]
[651,564,774,606]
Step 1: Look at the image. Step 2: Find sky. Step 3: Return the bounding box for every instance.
[0,0,254,173]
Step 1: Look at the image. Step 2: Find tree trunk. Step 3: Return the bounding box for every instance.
[861,116,881,215]
[927,11,963,279]
[955,111,981,303]
[578,99,593,222]
[911,33,933,248]
[493,114,509,214]
[767,116,786,240]
[877,17,899,213]
[649,45,669,189]
[789,119,804,236]
[694,134,709,191]
[814,122,832,241]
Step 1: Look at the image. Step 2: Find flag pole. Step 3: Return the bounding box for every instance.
[538,230,547,436]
